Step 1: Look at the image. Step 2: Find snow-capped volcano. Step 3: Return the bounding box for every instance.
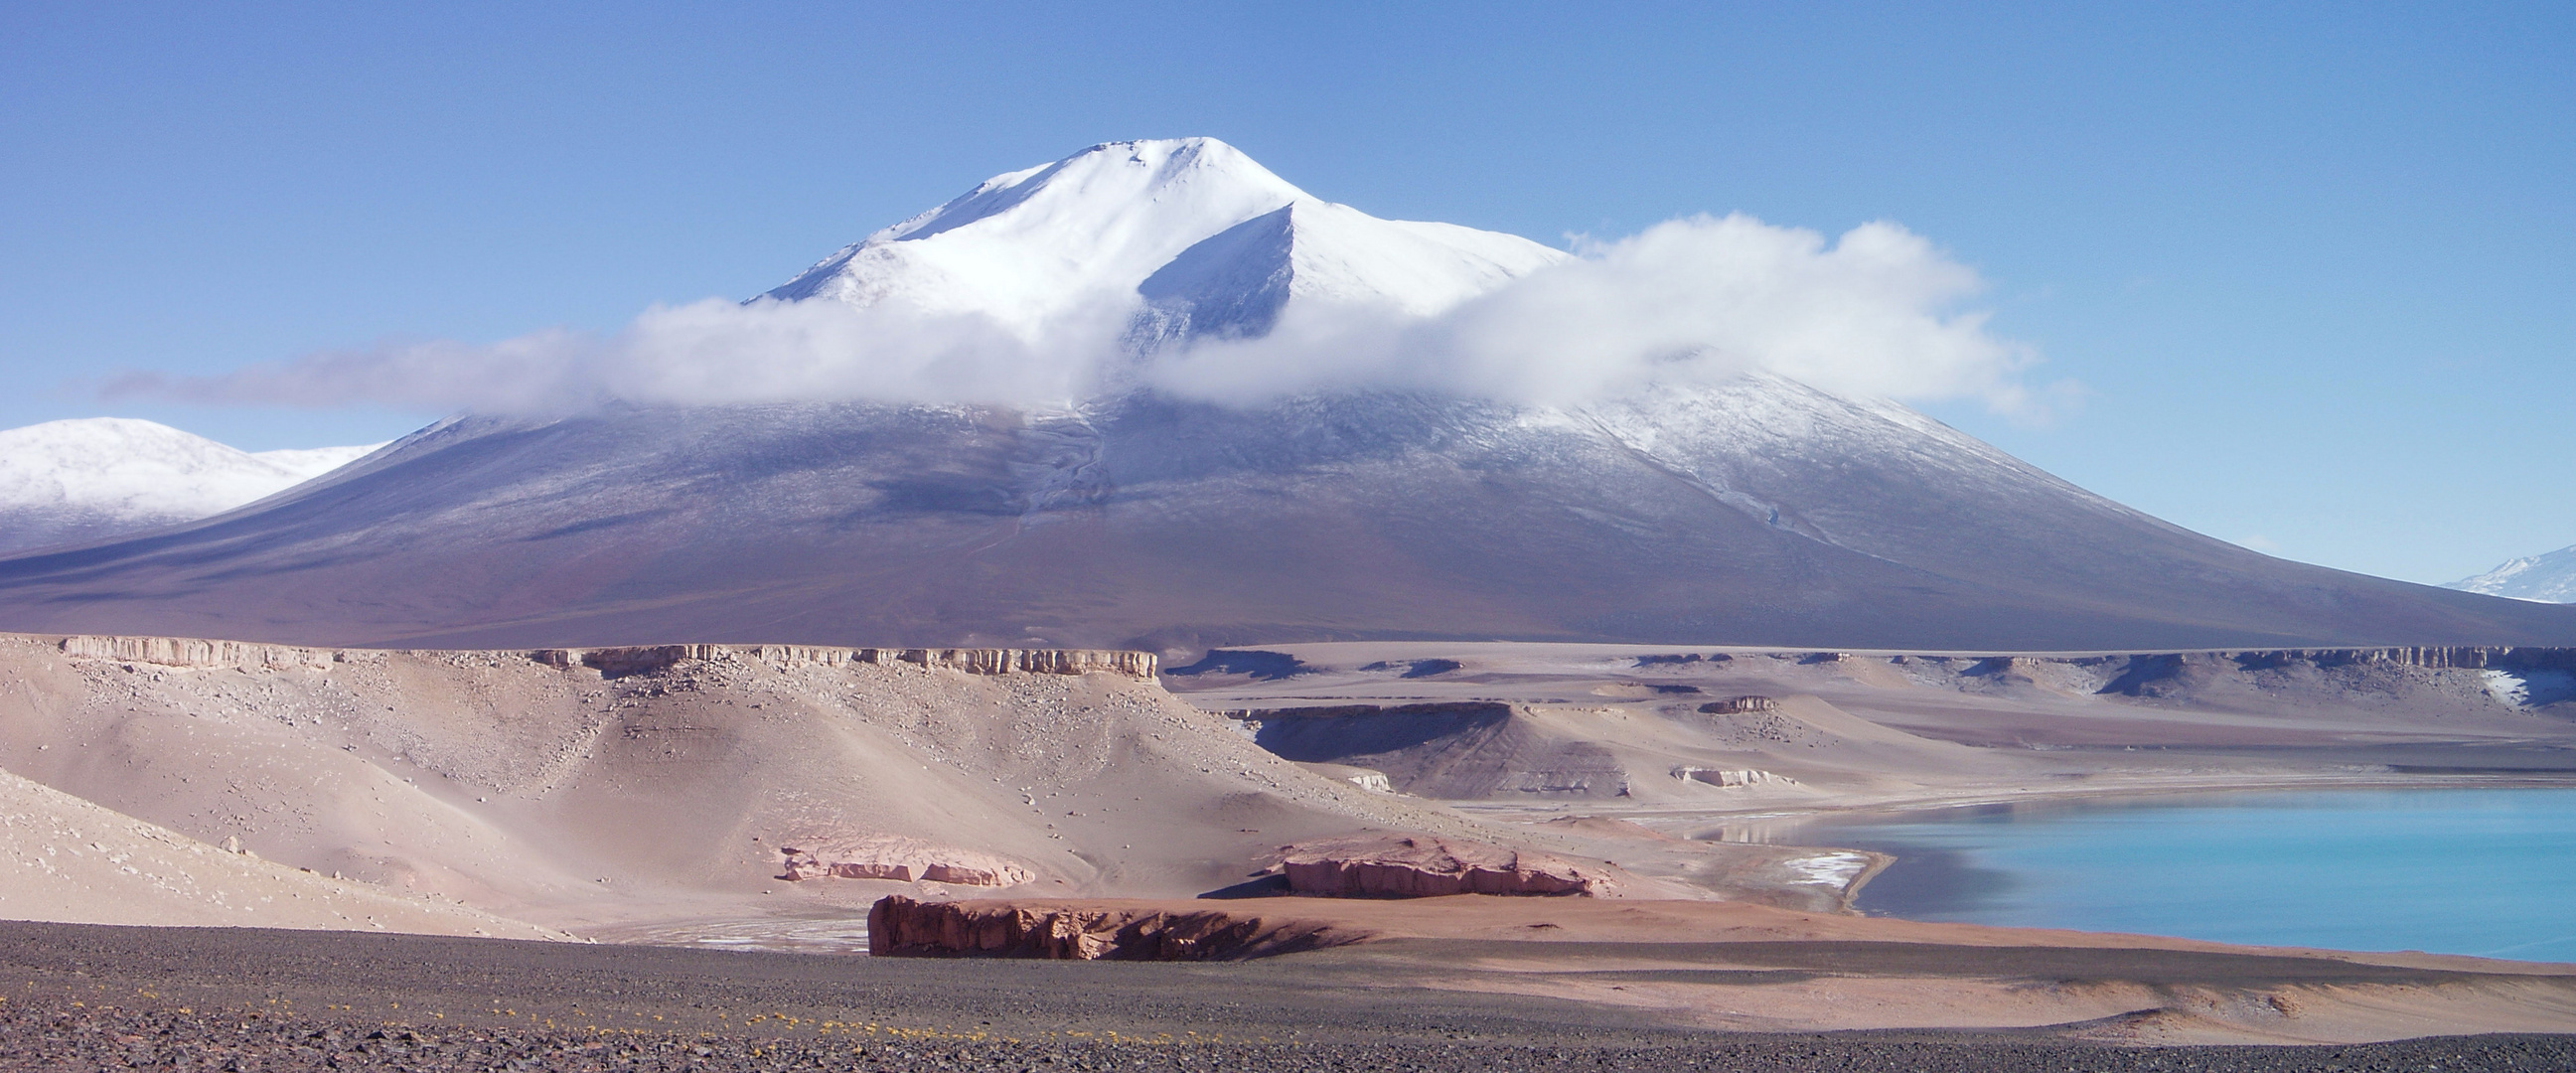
[0,141,2568,651]
[2449,546,2576,603]
[1134,199,1567,344]
[766,138,1563,343]
[0,418,383,553]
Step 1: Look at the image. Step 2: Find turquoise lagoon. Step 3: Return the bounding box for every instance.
[1784,788,2576,962]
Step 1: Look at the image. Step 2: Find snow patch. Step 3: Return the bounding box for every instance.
[2487,669,2576,707]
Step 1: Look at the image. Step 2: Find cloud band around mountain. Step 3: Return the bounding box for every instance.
[104,214,2050,415]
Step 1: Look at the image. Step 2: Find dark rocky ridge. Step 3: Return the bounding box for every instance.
[1244,702,1631,799]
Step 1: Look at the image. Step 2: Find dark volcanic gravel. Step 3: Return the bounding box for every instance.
[7,998,2575,1073]
[0,921,2569,1071]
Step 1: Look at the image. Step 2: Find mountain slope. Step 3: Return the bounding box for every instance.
[0,139,2566,651]
[2449,545,2576,603]
[0,418,381,553]
[0,381,2564,652]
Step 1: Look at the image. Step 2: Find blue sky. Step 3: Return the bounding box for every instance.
[1,2,2567,584]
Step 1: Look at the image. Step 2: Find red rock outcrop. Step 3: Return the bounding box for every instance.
[777,836,1034,888]
[866,895,1363,960]
[1274,835,1616,897]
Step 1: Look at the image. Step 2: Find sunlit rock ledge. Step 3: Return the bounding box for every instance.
[51,634,1157,679]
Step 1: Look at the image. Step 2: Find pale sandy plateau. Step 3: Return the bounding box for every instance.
[0,632,2572,1045]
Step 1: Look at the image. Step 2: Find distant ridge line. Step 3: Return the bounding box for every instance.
[2218,646,2576,672]
[48,635,1157,680]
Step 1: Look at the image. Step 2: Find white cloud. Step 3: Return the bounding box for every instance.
[107,214,2047,415]
[1146,215,2042,411]
[103,298,1127,412]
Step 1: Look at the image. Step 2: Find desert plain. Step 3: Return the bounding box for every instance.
[0,628,2570,1066]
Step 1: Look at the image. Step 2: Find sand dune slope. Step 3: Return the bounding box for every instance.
[0,764,562,937]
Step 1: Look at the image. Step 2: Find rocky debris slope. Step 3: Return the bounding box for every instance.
[1273,834,1619,897]
[867,894,1363,960]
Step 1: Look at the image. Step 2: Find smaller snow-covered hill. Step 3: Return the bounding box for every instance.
[0,418,382,554]
[2449,546,2576,603]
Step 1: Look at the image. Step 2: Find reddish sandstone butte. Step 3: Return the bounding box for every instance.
[866,896,1363,960]
[1275,835,1617,897]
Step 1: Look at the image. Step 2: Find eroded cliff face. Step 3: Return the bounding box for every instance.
[542,645,1157,679]
[64,635,1157,680]
[59,634,339,670]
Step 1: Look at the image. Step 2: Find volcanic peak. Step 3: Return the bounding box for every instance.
[761,138,1562,348]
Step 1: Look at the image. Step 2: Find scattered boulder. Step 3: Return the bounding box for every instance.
[1670,766,1796,789]
[1699,695,1778,714]
[1273,835,1616,897]
[776,836,1033,887]
[867,895,1362,960]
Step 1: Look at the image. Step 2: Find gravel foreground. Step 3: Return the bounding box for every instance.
[0,920,2570,1072]
[5,996,2575,1073]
